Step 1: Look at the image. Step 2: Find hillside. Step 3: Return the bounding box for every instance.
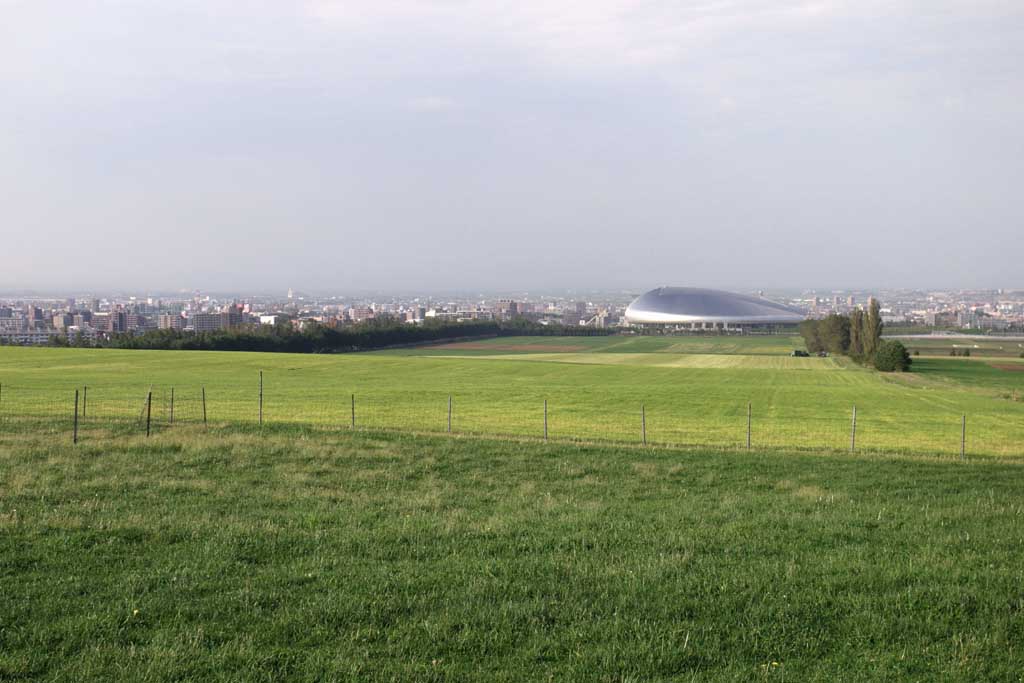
[1,426,1022,681]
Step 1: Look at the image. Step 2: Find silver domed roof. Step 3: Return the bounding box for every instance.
[625,287,805,324]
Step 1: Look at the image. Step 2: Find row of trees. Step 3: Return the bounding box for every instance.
[51,317,613,354]
[799,299,911,371]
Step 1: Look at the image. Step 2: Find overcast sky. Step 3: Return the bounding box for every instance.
[2,1,1022,294]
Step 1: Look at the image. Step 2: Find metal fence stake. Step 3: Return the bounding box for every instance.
[169,387,174,425]
[351,393,355,429]
[641,404,647,445]
[746,402,751,449]
[961,414,966,460]
[447,395,452,433]
[73,389,79,445]
[202,386,207,426]
[145,391,152,437]
[543,399,548,441]
[258,371,263,426]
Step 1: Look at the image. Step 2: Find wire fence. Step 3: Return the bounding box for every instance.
[0,380,1012,459]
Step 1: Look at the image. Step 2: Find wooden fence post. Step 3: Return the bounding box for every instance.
[73,389,79,445]
[850,405,857,453]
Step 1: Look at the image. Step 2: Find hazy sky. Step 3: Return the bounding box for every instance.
[2,1,1022,293]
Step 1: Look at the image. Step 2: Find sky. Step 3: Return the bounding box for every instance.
[1,0,1022,294]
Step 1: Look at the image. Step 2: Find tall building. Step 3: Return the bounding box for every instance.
[494,299,519,320]
[91,313,112,332]
[158,313,185,330]
[111,309,128,333]
[191,313,225,332]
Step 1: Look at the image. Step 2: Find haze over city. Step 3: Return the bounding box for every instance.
[3,1,1022,293]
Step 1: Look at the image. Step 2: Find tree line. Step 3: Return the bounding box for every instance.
[50,318,614,354]
[798,298,911,371]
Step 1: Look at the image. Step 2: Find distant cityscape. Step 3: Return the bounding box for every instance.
[1,287,1023,346]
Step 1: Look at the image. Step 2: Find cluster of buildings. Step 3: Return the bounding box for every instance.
[0,297,254,345]
[0,290,626,345]
[2,287,1022,346]
[797,289,1024,331]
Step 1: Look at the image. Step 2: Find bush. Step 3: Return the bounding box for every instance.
[874,340,912,372]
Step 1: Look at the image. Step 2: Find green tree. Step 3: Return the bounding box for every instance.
[849,309,865,359]
[864,298,883,360]
[874,340,912,372]
[818,314,851,355]
[799,320,823,353]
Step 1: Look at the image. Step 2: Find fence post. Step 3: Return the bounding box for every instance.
[746,402,751,449]
[544,399,548,441]
[351,393,355,429]
[146,391,152,437]
[73,389,79,445]
[961,414,966,460]
[202,386,207,426]
[258,371,263,426]
[82,385,87,418]
[850,405,857,453]
[169,387,174,425]
[447,395,452,433]
[641,404,646,446]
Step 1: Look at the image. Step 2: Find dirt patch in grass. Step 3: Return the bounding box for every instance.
[989,364,1024,372]
[432,342,590,352]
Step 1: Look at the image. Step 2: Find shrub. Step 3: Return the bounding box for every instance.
[875,340,912,372]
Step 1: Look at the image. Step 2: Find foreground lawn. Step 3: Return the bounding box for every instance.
[1,427,1022,681]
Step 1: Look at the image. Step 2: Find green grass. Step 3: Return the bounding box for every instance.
[1,426,1022,681]
[385,334,807,356]
[430,352,840,370]
[1,340,1023,457]
[898,336,1024,358]
[905,357,1024,395]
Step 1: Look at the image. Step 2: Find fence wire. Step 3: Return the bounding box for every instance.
[0,381,1016,459]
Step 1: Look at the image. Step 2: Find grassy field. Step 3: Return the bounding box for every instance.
[894,336,1024,359]
[2,426,1023,681]
[387,334,807,356]
[1,337,1023,456]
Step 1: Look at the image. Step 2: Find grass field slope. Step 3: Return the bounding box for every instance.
[1,336,1023,456]
[1,427,1022,681]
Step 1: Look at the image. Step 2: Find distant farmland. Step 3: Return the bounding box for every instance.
[1,336,1023,457]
